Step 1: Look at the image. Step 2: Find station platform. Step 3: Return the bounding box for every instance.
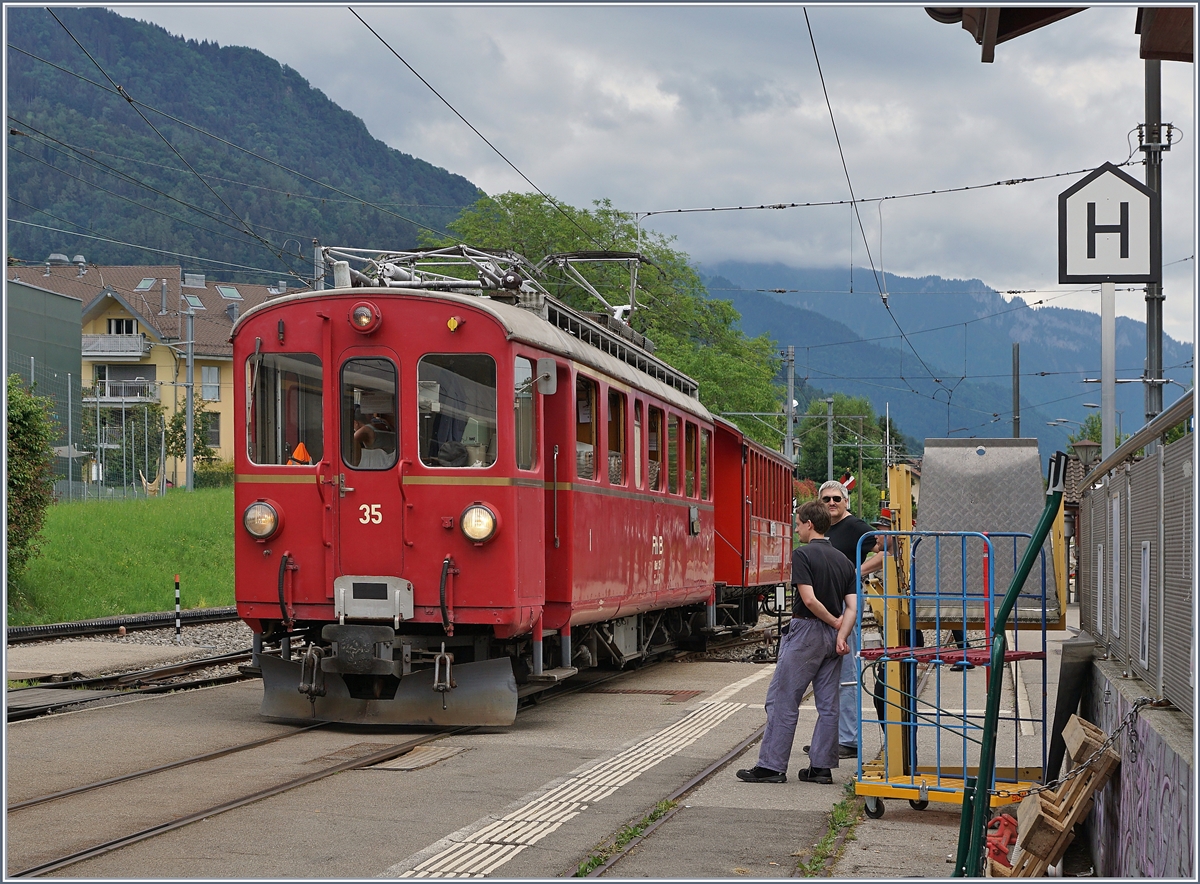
[5,609,1081,878]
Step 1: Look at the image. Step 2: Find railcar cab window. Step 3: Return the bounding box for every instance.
[608,390,626,485]
[700,429,711,499]
[341,359,397,470]
[514,357,537,471]
[247,352,323,465]
[575,376,598,480]
[647,406,664,491]
[417,354,497,468]
[667,416,680,494]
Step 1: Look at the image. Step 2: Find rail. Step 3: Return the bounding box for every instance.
[6,607,240,644]
[1084,388,1193,479]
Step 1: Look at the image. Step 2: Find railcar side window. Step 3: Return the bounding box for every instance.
[685,422,698,497]
[633,402,643,488]
[575,375,598,480]
[700,429,711,499]
[417,354,497,468]
[247,352,323,465]
[341,359,397,470]
[647,407,664,490]
[514,357,537,471]
[607,390,626,485]
[667,416,679,494]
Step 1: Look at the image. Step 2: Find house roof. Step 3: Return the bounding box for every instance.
[6,263,290,358]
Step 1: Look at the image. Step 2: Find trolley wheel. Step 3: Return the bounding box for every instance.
[909,799,929,811]
[864,796,885,819]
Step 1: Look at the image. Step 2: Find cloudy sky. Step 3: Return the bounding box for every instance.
[121,4,1195,343]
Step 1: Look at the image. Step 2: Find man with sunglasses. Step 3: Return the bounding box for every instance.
[736,500,856,784]
[810,480,884,761]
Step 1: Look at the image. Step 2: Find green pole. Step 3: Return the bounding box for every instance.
[955,451,1067,877]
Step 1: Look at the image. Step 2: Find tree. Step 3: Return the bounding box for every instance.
[164,399,218,469]
[424,192,783,444]
[7,375,56,581]
[1068,413,1128,450]
[794,394,907,520]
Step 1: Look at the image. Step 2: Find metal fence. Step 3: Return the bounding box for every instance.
[1078,430,1194,718]
[7,350,167,501]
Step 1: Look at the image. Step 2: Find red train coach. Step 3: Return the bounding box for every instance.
[231,246,790,726]
[712,418,793,621]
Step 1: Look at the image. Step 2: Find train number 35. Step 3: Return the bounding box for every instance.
[359,504,382,524]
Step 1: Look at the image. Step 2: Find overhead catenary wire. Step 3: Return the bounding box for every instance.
[8,117,310,247]
[7,153,308,268]
[9,218,297,276]
[7,37,454,241]
[802,8,956,406]
[44,9,304,279]
[635,158,1143,220]
[348,7,606,252]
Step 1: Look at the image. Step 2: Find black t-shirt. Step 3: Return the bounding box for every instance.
[791,539,856,619]
[826,514,877,567]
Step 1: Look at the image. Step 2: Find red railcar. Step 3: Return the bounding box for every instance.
[231,246,790,726]
[712,417,793,620]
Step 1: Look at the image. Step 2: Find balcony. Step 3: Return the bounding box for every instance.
[84,380,160,404]
[83,333,150,359]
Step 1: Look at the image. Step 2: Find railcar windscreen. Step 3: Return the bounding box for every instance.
[247,353,323,465]
[341,358,398,470]
[417,354,497,468]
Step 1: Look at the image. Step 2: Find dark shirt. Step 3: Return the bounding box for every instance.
[826,514,878,568]
[791,538,857,619]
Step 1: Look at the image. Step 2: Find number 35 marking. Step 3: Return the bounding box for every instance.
[359,503,382,524]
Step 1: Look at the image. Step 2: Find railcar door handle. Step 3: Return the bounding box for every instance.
[339,473,354,497]
[553,445,560,549]
[398,459,413,547]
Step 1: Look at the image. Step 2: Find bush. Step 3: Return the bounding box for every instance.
[194,459,234,488]
[7,375,57,581]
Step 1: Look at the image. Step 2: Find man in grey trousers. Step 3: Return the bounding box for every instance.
[737,500,857,784]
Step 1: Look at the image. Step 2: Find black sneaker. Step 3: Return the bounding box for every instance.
[736,766,786,783]
[796,766,834,784]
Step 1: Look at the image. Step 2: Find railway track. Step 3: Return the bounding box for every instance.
[6,650,255,722]
[6,607,240,644]
[4,660,661,878]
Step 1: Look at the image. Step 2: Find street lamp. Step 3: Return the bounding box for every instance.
[1083,402,1123,441]
[1070,439,1101,470]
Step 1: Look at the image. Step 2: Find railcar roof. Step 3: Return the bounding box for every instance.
[232,286,713,422]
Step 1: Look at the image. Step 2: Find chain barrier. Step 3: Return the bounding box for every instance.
[990,696,1154,800]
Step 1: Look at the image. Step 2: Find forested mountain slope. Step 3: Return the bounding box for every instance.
[7,7,482,284]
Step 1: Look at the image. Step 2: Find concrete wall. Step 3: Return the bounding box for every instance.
[1082,655,1193,877]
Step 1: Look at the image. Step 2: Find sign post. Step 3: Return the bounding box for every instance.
[1059,163,1159,460]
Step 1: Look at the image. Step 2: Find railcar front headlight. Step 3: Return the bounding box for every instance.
[349,300,382,334]
[243,501,280,539]
[460,503,498,544]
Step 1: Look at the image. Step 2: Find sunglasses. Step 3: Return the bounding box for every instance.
[821,495,843,503]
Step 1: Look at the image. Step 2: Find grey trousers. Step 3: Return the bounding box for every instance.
[838,626,861,747]
[756,617,842,773]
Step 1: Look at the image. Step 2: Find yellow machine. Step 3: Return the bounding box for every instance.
[854,463,1065,818]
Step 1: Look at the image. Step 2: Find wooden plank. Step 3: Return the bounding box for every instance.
[1008,716,1119,874]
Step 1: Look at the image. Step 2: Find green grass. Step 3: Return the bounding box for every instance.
[8,487,235,625]
[575,800,677,876]
[795,783,861,876]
